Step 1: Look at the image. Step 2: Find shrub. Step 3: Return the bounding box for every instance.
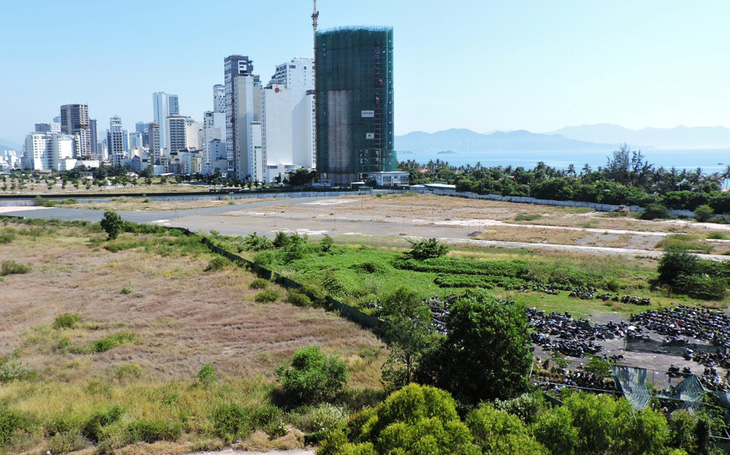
[120,286,133,295]
[82,405,124,443]
[255,290,281,303]
[0,408,32,445]
[320,235,334,252]
[198,363,217,384]
[244,232,274,251]
[657,249,698,288]
[694,204,714,222]
[205,256,230,272]
[0,356,31,383]
[287,290,313,307]
[53,313,82,329]
[0,231,15,244]
[0,260,31,276]
[276,346,349,406]
[640,204,671,220]
[675,274,727,300]
[408,238,448,260]
[212,404,251,442]
[100,210,124,240]
[92,332,136,353]
[253,250,276,267]
[249,278,269,289]
[127,419,181,443]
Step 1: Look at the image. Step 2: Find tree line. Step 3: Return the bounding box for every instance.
[399,145,730,213]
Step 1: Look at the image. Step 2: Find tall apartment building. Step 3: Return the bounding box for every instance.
[23,132,75,171]
[148,122,161,166]
[153,92,179,151]
[213,84,225,113]
[60,104,93,159]
[315,27,396,184]
[224,55,262,181]
[107,116,125,167]
[262,57,315,182]
[89,119,99,158]
[135,122,149,147]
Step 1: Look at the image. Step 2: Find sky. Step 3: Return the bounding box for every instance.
[1,0,730,145]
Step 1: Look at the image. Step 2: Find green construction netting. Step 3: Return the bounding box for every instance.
[611,365,653,410]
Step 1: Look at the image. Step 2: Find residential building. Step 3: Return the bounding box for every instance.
[60,104,93,159]
[224,55,260,180]
[166,115,189,155]
[107,116,125,167]
[262,57,315,183]
[315,27,396,184]
[153,92,179,151]
[148,122,162,166]
[213,84,225,113]
[24,132,52,170]
[89,119,99,158]
[35,123,51,133]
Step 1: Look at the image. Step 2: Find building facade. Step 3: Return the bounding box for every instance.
[60,104,93,159]
[224,55,257,180]
[315,27,396,185]
[153,92,179,151]
[261,57,316,183]
[107,116,125,167]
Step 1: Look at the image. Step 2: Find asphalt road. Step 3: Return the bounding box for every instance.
[2,196,728,261]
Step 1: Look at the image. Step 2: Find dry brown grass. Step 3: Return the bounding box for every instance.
[3,181,211,196]
[68,198,257,212]
[0,222,385,388]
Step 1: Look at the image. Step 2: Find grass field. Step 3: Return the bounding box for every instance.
[0,219,385,454]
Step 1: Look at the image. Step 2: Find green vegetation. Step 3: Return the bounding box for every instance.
[250,278,270,289]
[100,210,123,240]
[52,313,83,329]
[0,260,31,276]
[408,237,449,260]
[91,332,136,353]
[640,203,671,220]
[276,346,349,407]
[255,289,281,303]
[657,249,729,300]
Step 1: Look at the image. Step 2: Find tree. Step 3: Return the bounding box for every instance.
[321,384,477,455]
[275,345,348,406]
[286,168,318,187]
[419,293,532,403]
[377,287,436,388]
[100,210,124,240]
[694,204,714,222]
[408,238,448,260]
[657,248,698,288]
[465,404,547,454]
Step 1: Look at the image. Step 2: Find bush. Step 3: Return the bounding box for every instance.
[694,204,714,222]
[408,238,448,260]
[127,419,181,443]
[0,231,15,244]
[120,286,133,295]
[100,210,124,240]
[198,363,217,384]
[52,313,82,329]
[205,256,230,272]
[657,249,698,288]
[276,346,349,406]
[250,278,269,289]
[0,356,31,383]
[0,408,32,445]
[82,405,124,443]
[288,290,313,307]
[320,235,334,252]
[253,250,276,267]
[640,204,671,220]
[212,404,251,442]
[92,332,136,353]
[0,260,31,276]
[255,290,281,303]
[244,232,274,251]
[675,274,727,300]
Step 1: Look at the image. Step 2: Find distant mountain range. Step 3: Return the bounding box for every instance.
[395,125,730,153]
[552,124,730,150]
[395,128,615,153]
[0,137,21,151]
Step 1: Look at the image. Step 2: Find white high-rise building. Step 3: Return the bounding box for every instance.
[166,115,188,155]
[148,122,162,166]
[202,110,226,175]
[261,57,316,182]
[153,92,179,152]
[52,134,76,170]
[213,84,225,113]
[24,133,52,170]
[108,116,125,167]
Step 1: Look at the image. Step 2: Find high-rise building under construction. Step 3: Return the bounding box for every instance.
[315,27,395,185]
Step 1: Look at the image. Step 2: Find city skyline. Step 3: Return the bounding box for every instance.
[2,0,730,145]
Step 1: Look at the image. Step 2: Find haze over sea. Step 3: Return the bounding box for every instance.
[403,149,730,173]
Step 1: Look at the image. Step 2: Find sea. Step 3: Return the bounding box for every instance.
[400,149,730,173]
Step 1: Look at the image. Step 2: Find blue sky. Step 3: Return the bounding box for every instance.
[1,0,729,144]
